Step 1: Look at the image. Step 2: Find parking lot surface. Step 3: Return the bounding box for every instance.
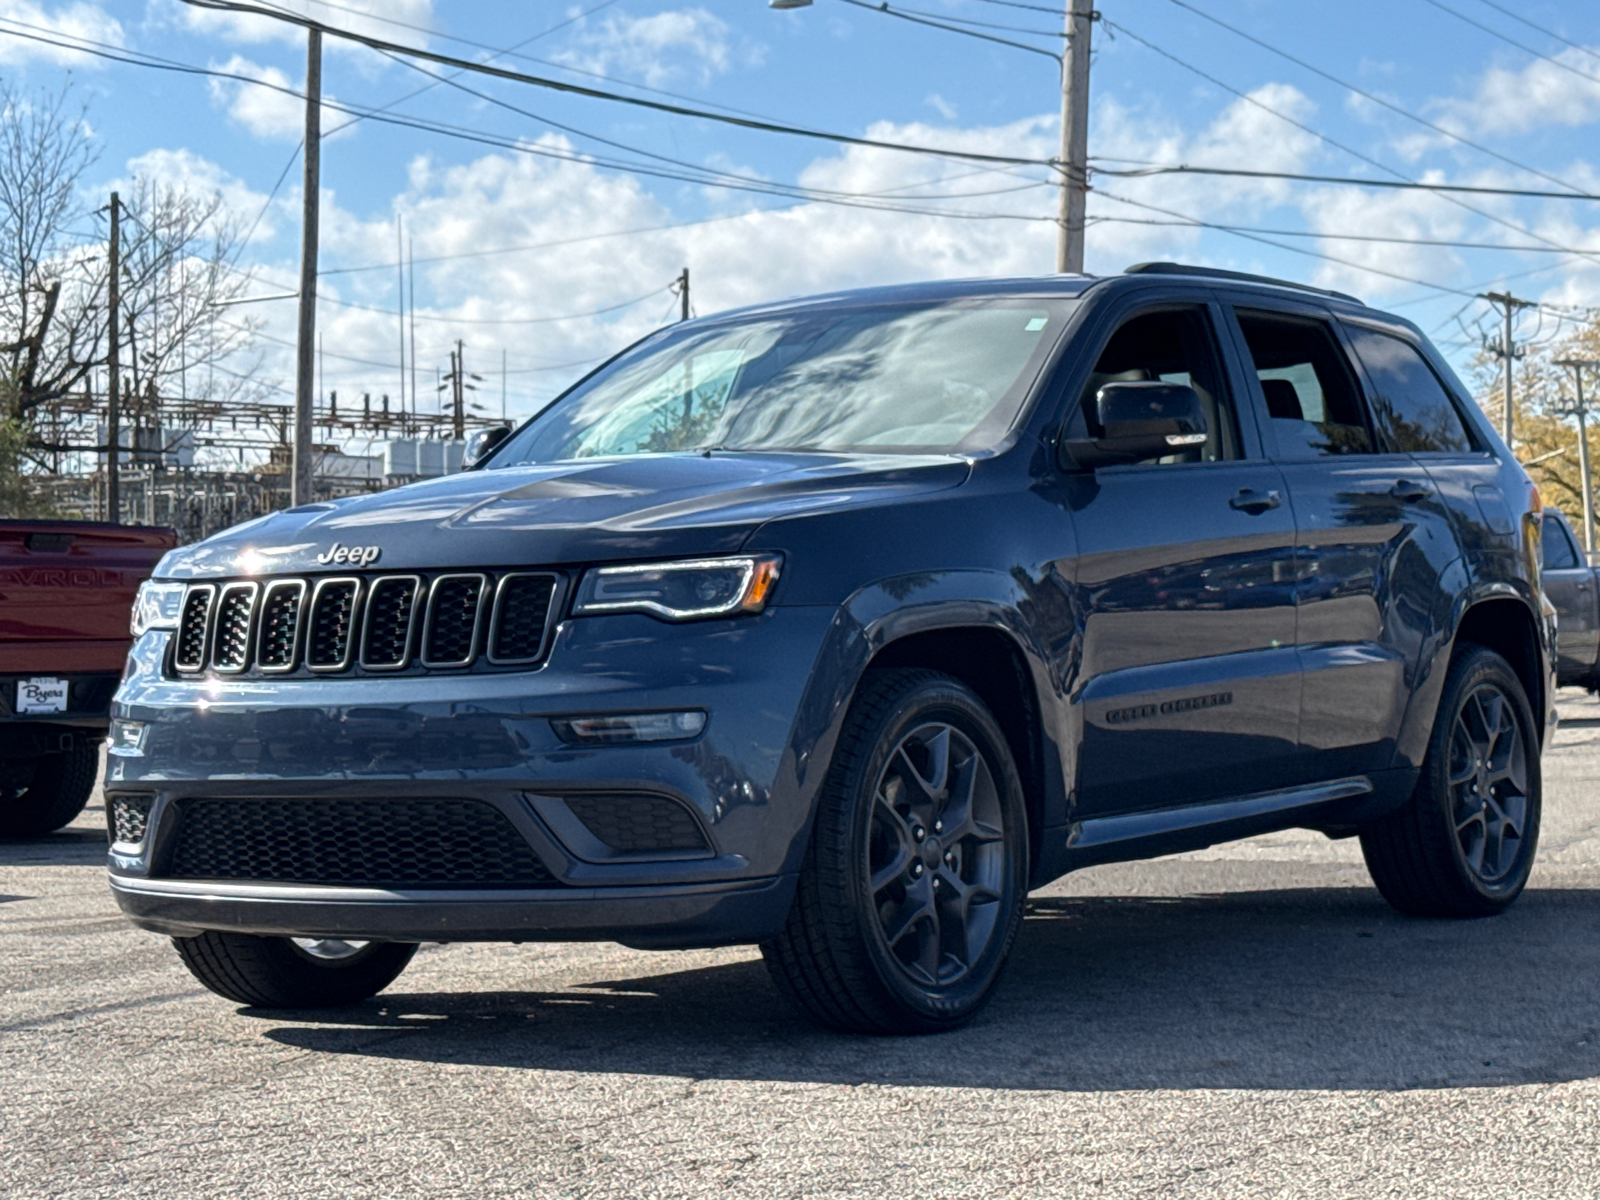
[6,695,1600,1199]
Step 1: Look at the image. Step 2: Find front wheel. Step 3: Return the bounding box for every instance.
[173,931,417,1008]
[762,669,1030,1034]
[1361,645,1541,917]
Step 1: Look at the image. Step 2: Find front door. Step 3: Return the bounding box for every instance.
[1228,305,1462,784]
[1065,301,1301,818]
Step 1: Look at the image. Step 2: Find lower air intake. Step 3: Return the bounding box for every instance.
[564,793,709,854]
[108,795,153,846]
[166,798,560,888]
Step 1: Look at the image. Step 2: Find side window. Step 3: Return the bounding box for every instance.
[1544,514,1582,570]
[1344,324,1474,454]
[1079,306,1240,464]
[1235,310,1374,458]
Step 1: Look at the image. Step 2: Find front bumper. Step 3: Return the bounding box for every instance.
[108,872,794,949]
[106,605,845,948]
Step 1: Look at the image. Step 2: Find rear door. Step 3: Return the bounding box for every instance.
[1538,511,1599,683]
[1062,294,1302,817]
[1224,302,1461,784]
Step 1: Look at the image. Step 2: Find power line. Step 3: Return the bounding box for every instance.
[176,0,1054,168]
[834,0,1062,61]
[1469,0,1600,66]
[1092,162,1600,203]
[1090,215,1595,253]
[1418,0,1600,88]
[1160,0,1593,198]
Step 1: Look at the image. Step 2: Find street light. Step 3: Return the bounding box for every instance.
[769,0,813,8]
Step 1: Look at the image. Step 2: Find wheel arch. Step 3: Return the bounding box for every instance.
[865,624,1055,883]
[1451,594,1549,746]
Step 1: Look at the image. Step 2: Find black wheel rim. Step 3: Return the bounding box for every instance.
[866,721,1006,989]
[1449,682,1528,885]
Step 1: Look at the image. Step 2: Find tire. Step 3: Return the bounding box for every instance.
[761,669,1030,1034]
[0,742,100,839]
[1361,645,1541,917]
[173,931,417,1008]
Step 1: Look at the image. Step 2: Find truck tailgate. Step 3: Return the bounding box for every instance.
[0,522,177,675]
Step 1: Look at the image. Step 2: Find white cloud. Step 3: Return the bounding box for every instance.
[0,0,124,65]
[554,8,752,89]
[154,0,431,68]
[925,94,958,121]
[121,147,279,241]
[1439,48,1600,137]
[206,54,347,142]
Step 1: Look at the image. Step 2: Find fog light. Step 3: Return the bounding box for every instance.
[552,711,707,745]
[108,719,147,757]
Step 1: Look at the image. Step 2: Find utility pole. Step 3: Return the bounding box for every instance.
[1055,0,1093,274]
[292,27,322,507]
[396,215,406,416]
[1556,357,1600,558]
[106,191,121,524]
[677,267,691,321]
[453,341,464,438]
[1480,291,1534,452]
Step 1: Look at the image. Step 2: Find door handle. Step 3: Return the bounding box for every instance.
[1229,488,1282,514]
[1390,479,1433,502]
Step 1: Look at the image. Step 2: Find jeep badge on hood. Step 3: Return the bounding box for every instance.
[315,542,381,567]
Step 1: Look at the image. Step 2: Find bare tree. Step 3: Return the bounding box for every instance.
[0,78,102,424]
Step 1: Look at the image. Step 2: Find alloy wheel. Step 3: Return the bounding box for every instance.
[866,721,1007,989]
[1449,682,1528,884]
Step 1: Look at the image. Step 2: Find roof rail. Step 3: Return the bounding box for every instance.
[1123,262,1363,305]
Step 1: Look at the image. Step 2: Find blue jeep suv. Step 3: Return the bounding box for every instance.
[108,263,1554,1033]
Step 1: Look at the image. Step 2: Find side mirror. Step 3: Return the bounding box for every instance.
[1060,381,1208,469]
[463,424,511,469]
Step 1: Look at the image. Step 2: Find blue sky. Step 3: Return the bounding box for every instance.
[2,0,1599,434]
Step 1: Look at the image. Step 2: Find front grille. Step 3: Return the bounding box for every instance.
[361,577,420,669]
[565,794,710,854]
[424,575,486,666]
[108,795,153,846]
[490,573,558,663]
[165,797,560,888]
[173,586,213,672]
[168,570,560,678]
[307,579,360,669]
[212,583,258,671]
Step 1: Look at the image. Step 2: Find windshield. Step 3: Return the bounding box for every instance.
[487,299,1073,467]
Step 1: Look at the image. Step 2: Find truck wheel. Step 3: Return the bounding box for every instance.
[761,669,1029,1034]
[0,742,99,838]
[1361,645,1541,917]
[173,931,418,1008]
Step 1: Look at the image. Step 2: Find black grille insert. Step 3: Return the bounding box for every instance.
[166,797,560,888]
[362,576,420,669]
[424,575,485,666]
[212,583,258,671]
[307,579,360,669]
[108,795,153,846]
[490,573,558,663]
[258,581,305,670]
[565,794,709,855]
[174,586,213,672]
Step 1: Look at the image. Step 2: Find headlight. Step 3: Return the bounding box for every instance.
[131,581,187,635]
[573,555,782,622]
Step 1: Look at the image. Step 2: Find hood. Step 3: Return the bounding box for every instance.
[158,451,971,579]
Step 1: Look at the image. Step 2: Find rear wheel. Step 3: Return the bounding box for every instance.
[173,931,417,1008]
[0,741,99,838]
[761,669,1029,1034]
[1361,645,1540,917]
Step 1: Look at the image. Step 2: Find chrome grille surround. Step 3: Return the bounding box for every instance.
[257,580,306,673]
[165,570,562,677]
[422,573,488,668]
[488,572,560,665]
[211,582,260,673]
[172,584,215,673]
[360,575,422,670]
[306,577,361,672]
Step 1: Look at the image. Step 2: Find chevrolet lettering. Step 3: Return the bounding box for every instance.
[107,265,1555,1034]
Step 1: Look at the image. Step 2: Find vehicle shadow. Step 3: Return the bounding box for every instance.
[256,885,1600,1092]
[0,811,107,867]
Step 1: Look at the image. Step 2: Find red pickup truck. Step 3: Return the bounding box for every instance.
[1,520,176,836]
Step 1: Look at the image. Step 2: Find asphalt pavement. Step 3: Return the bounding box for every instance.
[5,695,1600,1198]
